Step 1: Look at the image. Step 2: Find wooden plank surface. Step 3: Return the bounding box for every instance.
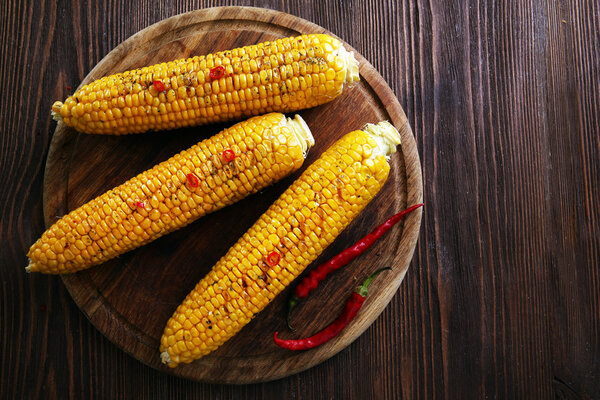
[1,0,599,398]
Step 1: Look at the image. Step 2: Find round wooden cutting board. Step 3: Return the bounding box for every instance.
[43,7,423,383]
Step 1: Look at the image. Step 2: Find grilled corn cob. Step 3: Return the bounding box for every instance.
[160,121,401,367]
[27,113,314,274]
[52,34,360,135]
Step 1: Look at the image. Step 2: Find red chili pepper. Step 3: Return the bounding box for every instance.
[222,149,236,162]
[274,267,391,350]
[209,65,226,80]
[186,173,199,188]
[267,251,281,266]
[153,80,166,92]
[286,203,423,329]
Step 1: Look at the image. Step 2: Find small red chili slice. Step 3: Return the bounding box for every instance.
[267,251,281,266]
[222,149,236,162]
[209,65,226,80]
[153,80,166,92]
[186,173,199,188]
[135,201,145,208]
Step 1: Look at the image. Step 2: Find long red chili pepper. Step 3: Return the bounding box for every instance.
[274,267,391,350]
[287,203,423,330]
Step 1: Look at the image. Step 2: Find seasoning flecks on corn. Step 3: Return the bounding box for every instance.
[159,121,401,367]
[52,34,360,135]
[26,113,314,274]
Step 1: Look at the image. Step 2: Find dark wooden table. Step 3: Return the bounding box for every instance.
[2,1,598,398]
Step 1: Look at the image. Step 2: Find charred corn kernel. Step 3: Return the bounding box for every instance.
[51,34,360,135]
[160,121,401,367]
[26,113,314,274]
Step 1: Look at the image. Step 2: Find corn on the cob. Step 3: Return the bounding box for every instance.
[52,34,360,135]
[159,121,401,367]
[27,113,314,274]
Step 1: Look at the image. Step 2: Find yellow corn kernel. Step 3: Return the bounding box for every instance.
[26,113,314,274]
[51,34,360,135]
[159,121,401,367]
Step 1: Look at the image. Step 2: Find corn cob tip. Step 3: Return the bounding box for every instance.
[337,45,360,85]
[25,260,34,273]
[285,114,314,156]
[160,351,173,365]
[362,121,401,159]
[51,101,64,122]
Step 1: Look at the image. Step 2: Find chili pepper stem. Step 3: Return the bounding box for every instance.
[356,267,392,297]
[286,295,301,331]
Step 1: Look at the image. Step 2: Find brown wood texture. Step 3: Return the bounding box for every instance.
[2,0,599,398]
[43,7,423,384]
